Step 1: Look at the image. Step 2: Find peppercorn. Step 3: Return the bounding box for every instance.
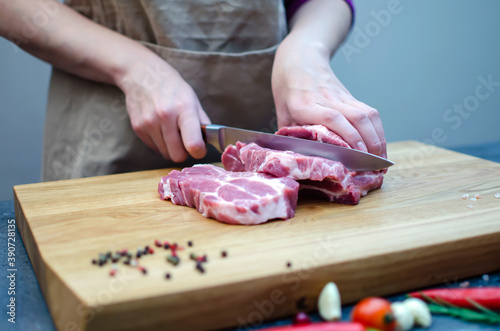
[187,240,193,247]
[165,273,171,280]
[139,267,147,275]
[110,269,117,277]
[91,259,97,265]
[99,253,107,266]
[196,255,207,263]
[221,250,228,258]
[154,239,162,247]
[293,312,312,325]
[167,255,180,266]
[111,253,121,263]
[286,261,292,268]
[195,261,205,273]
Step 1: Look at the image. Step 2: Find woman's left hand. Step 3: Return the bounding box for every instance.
[272,34,387,158]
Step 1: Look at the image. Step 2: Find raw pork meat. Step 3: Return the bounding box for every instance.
[158,164,299,225]
[276,125,350,148]
[222,125,386,204]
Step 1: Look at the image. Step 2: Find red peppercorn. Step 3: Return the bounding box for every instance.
[110,269,117,277]
[139,267,147,275]
[196,255,207,263]
[154,240,162,247]
[293,312,312,326]
[148,247,154,254]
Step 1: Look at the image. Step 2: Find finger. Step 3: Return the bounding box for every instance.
[129,112,163,155]
[365,107,387,158]
[136,130,160,154]
[337,104,382,156]
[145,118,171,159]
[345,100,387,157]
[178,105,207,159]
[160,119,188,163]
[294,104,367,152]
[276,105,297,129]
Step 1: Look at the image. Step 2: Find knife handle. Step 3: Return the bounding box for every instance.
[201,124,225,153]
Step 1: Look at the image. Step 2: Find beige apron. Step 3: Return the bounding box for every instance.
[42,0,287,181]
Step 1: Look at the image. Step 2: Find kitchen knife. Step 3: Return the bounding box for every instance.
[201,124,394,171]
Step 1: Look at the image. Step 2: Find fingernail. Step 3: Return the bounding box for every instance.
[382,152,387,159]
[356,142,367,152]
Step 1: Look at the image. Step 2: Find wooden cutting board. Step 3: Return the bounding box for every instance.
[14,141,500,331]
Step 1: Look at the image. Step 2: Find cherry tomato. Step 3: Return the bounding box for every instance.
[351,297,396,331]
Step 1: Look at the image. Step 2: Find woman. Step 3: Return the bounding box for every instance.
[0,0,386,181]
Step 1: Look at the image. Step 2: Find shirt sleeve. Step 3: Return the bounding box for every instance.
[284,0,355,27]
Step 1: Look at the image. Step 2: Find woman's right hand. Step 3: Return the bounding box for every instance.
[117,57,211,162]
[0,0,210,163]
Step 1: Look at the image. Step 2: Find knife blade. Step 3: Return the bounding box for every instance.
[201,124,394,171]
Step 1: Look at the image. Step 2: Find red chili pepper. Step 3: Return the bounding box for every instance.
[254,322,365,331]
[408,287,500,311]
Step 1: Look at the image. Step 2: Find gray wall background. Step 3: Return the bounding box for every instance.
[1,0,499,200]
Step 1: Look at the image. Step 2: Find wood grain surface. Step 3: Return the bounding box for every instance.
[14,141,500,331]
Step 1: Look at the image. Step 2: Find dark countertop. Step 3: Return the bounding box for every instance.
[1,142,500,331]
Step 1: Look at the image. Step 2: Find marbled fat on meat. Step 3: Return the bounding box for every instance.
[158,164,299,225]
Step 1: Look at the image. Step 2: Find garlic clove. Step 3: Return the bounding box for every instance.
[391,302,415,331]
[403,297,432,328]
[318,282,341,321]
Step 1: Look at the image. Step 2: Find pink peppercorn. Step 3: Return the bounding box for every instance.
[293,312,312,325]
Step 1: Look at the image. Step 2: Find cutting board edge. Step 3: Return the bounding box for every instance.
[14,188,91,331]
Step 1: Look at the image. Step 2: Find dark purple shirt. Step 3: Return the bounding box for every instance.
[285,0,355,26]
